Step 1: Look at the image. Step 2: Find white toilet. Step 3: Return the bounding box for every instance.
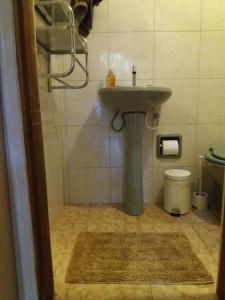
[164,169,192,215]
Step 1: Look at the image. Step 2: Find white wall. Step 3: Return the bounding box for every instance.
[54,0,225,204]
[37,51,64,224]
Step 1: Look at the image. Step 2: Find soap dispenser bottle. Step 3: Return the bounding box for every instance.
[106,70,116,88]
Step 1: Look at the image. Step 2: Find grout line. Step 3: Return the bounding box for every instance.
[153,0,156,87]
[152,0,156,202]
[108,122,112,203]
[106,0,112,203]
[194,0,204,179]
[106,0,110,72]
[191,223,217,257]
[91,30,225,33]
[60,124,109,128]
[64,77,225,83]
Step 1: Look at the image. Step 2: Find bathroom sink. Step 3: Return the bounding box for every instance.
[99,86,172,112]
[98,85,172,216]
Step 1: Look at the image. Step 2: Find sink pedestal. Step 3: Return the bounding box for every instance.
[124,112,145,216]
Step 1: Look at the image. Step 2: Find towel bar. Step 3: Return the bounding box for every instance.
[35,0,89,91]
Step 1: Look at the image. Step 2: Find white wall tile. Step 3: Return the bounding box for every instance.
[68,168,110,203]
[108,0,154,32]
[38,58,57,127]
[111,168,123,203]
[143,128,153,167]
[50,55,59,74]
[62,34,109,81]
[152,167,167,204]
[61,126,68,169]
[65,126,110,168]
[59,54,86,82]
[110,129,124,167]
[143,167,153,203]
[198,79,225,123]
[154,79,198,125]
[43,120,62,181]
[39,89,57,127]
[200,32,225,78]
[37,53,64,222]
[155,0,201,31]
[92,0,108,32]
[196,124,225,157]
[153,125,197,167]
[109,32,154,80]
[89,33,109,80]
[64,81,109,126]
[43,1,225,206]
[155,32,200,79]
[54,90,66,126]
[47,173,64,225]
[202,0,225,30]
[63,169,70,204]
[118,79,154,87]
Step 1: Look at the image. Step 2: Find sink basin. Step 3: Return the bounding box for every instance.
[99,86,172,112]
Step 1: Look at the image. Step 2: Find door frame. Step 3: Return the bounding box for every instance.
[0,1,39,300]
[2,0,225,299]
[217,175,225,298]
[12,0,54,299]
[0,0,54,299]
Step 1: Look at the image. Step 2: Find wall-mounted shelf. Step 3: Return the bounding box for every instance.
[36,26,87,55]
[35,0,89,91]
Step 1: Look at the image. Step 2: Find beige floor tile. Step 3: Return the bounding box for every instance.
[67,284,152,300]
[51,223,87,254]
[51,220,87,234]
[86,220,126,232]
[196,254,218,282]
[89,204,152,224]
[52,205,91,229]
[193,223,221,254]
[183,227,211,255]
[89,204,126,222]
[181,210,220,226]
[87,204,129,230]
[54,283,69,300]
[212,253,219,266]
[52,253,71,286]
[125,222,139,232]
[124,214,139,224]
[138,204,182,224]
[151,285,217,300]
[51,204,220,299]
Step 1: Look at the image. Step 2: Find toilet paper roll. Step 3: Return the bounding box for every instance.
[162,140,179,156]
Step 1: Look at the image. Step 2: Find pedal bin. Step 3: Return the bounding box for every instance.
[164,169,192,215]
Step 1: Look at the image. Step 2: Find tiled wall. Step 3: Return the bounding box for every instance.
[37,51,64,224]
[54,0,225,204]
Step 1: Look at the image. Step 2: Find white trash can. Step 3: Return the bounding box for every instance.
[164,169,192,215]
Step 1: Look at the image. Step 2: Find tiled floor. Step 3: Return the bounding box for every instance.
[51,203,220,300]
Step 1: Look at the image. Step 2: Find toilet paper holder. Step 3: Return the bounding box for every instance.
[157,134,182,159]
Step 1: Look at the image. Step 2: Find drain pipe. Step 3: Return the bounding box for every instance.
[145,108,161,130]
[111,111,126,132]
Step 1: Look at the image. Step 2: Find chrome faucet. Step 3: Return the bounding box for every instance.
[132,65,137,86]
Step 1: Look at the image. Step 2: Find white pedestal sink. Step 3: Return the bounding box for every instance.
[99,86,172,216]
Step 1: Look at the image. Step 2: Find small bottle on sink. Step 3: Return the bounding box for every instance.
[106,70,116,88]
